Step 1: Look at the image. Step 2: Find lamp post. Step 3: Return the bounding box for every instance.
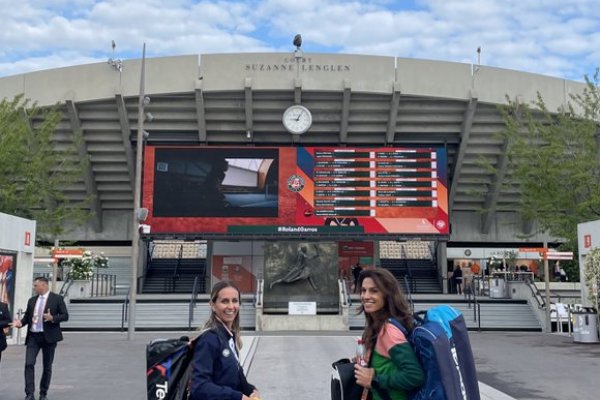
[543,241,551,333]
[128,43,146,340]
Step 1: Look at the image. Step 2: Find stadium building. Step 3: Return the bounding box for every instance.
[0,52,586,331]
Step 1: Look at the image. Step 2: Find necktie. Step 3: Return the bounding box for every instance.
[35,296,45,331]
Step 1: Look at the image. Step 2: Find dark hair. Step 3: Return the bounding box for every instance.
[202,281,242,349]
[34,276,49,284]
[357,269,414,350]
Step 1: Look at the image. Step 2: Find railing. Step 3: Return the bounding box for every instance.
[464,278,481,330]
[254,279,264,308]
[188,276,200,331]
[525,277,545,308]
[401,246,416,294]
[403,275,414,313]
[91,273,117,297]
[170,244,184,293]
[121,287,130,332]
[344,279,352,307]
[58,278,73,297]
[338,279,350,310]
[550,304,573,335]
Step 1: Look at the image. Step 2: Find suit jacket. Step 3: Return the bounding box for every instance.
[0,301,11,351]
[20,292,69,344]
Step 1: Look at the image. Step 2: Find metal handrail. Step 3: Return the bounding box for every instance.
[170,245,184,293]
[58,278,73,297]
[525,277,545,308]
[91,273,117,297]
[338,279,352,309]
[173,244,183,276]
[121,287,130,332]
[188,276,200,331]
[403,275,414,313]
[465,279,481,329]
[255,279,264,308]
[344,279,352,307]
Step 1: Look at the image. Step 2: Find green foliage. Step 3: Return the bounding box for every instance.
[583,247,600,305]
[0,95,90,239]
[490,71,600,250]
[498,92,600,246]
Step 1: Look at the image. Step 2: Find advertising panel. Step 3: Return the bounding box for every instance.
[143,146,448,236]
[0,253,16,326]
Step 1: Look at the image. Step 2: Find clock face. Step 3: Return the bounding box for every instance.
[282,105,312,134]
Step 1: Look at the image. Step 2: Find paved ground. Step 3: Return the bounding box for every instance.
[0,331,598,400]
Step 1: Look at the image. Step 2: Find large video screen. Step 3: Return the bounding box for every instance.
[143,146,448,236]
[152,148,278,217]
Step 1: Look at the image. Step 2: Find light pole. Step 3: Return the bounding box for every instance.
[128,43,146,340]
[543,241,551,333]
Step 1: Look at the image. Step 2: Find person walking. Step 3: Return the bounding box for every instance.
[452,265,463,295]
[12,277,69,400]
[354,269,424,400]
[1,300,11,367]
[351,261,363,293]
[190,281,260,400]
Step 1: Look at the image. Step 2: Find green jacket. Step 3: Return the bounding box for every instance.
[370,322,425,400]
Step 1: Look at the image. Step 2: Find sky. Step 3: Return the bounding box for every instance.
[1,0,600,81]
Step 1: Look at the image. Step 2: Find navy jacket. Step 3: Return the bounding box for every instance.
[191,324,255,400]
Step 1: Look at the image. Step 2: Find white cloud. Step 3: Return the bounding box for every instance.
[0,0,599,80]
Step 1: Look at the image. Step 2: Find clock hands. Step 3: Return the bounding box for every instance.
[295,110,304,121]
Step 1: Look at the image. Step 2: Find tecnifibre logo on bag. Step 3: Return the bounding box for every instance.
[155,381,169,399]
[147,363,170,399]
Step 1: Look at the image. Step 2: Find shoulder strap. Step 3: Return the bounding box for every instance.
[386,317,408,336]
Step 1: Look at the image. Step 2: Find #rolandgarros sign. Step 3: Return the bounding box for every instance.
[142,146,449,236]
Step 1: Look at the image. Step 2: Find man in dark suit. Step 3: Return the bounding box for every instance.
[13,277,69,400]
[0,300,12,365]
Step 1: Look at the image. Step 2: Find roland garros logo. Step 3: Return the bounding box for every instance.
[287,175,305,192]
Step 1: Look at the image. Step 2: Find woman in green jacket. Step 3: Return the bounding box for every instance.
[354,269,425,400]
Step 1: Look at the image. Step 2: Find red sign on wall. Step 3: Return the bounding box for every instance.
[24,231,31,246]
[584,234,592,249]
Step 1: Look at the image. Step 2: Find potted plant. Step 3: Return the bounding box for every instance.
[60,250,109,298]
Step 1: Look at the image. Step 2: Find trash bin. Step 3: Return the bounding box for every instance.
[489,277,506,299]
[572,309,599,344]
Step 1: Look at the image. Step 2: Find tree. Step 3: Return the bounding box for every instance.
[0,95,90,239]
[491,71,600,280]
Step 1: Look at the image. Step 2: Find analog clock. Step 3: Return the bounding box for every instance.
[282,105,312,134]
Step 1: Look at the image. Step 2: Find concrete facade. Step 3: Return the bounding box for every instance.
[0,53,587,245]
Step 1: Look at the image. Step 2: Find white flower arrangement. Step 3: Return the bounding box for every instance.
[59,249,110,281]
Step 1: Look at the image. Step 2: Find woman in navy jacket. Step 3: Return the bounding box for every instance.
[191,282,259,400]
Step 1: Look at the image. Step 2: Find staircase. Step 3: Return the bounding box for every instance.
[62,295,256,331]
[380,259,441,294]
[348,296,542,331]
[142,258,207,294]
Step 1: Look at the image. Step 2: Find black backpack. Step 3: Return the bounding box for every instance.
[146,336,196,400]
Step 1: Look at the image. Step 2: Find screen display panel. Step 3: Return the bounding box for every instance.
[143,146,449,236]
